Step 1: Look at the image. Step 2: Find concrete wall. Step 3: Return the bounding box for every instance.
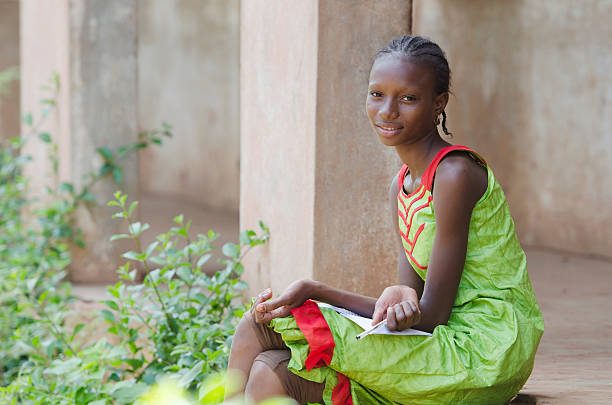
[137,0,240,213]
[413,0,612,260]
[0,0,19,141]
[241,0,411,298]
[21,0,139,282]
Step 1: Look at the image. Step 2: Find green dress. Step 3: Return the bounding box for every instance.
[270,145,544,405]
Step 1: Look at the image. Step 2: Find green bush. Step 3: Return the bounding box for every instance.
[0,70,271,404]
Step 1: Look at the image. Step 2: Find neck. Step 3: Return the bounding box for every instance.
[394,129,450,179]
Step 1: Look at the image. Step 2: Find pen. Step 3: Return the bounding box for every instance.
[355,318,387,340]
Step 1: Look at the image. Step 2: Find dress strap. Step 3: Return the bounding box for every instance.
[398,165,410,192]
[421,145,487,191]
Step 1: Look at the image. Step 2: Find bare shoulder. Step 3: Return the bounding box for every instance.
[433,152,488,206]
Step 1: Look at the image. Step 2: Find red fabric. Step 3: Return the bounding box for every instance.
[291,300,354,404]
[398,165,409,192]
[290,299,335,371]
[332,372,354,405]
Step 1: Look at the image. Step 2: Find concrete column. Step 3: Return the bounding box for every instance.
[0,0,20,141]
[20,0,138,282]
[240,0,411,298]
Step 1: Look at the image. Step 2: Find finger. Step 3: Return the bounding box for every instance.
[252,289,272,312]
[394,303,409,330]
[411,301,422,324]
[259,306,292,323]
[386,306,397,330]
[400,301,413,329]
[256,294,290,313]
[372,304,387,325]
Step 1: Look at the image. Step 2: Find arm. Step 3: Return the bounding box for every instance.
[254,172,416,324]
[373,156,487,332]
[412,155,487,332]
[253,279,377,323]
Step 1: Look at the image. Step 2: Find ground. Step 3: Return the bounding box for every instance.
[512,249,612,404]
[73,248,612,404]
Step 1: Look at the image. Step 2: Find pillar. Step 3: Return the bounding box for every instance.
[240,0,412,298]
[0,0,20,141]
[20,0,138,282]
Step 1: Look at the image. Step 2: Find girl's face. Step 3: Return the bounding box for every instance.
[366,55,445,147]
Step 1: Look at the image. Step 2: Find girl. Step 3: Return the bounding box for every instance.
[228,35,544,405]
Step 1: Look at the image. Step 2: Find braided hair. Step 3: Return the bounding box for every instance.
[376,36,452,136]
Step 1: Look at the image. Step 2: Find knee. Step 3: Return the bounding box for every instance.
[233,311,258,345]
[248,359,276,385]
[245,360,285,400]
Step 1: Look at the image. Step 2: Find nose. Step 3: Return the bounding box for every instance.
[379,97,399,121]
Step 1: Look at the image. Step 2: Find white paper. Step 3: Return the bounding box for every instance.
[316,302,432,337]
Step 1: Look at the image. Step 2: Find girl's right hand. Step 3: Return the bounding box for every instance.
[252,280,312,324]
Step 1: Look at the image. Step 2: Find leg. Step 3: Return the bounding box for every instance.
[227,311,287,395]
[245,355,287,402]
[247,350,325,404]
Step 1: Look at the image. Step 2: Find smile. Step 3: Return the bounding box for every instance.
[375,124,404,137]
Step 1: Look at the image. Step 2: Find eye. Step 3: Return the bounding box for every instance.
[369,91,383,98]
[400,95,416,102]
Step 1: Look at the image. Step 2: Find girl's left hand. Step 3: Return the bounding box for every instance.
[252,279,312,323]
[372,285,422,331]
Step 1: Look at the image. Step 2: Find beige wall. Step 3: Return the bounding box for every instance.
[137,0,240,213]
[241,0,411,297]
[21,0,139,282]
[413,1,612,260]
[0,0,19,141]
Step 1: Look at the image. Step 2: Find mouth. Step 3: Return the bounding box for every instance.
[375,123,404,137]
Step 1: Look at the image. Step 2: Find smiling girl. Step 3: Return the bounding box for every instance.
[227,35,544,405]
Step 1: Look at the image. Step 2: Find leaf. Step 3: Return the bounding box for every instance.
[45,357,82,375]
[71,323,85,340]
[122,251,146,262]
[82,191,96,202]
[112,382,148,404]
[97,147,114,162]
[178,360,204,387]
[173,214,184,224]
[196,254,212,268]
[100,309,115,323]
[110,233,130,242]
[112,167,123,184]
[145,240,159,257]
[104,300,119,311]
[22,112,33,126]
[128,201,139,216]
[58,182,74,194]
[117,145,129,158]
[38,132,52,143]
[222,243,240,259]
[176,267,191,282]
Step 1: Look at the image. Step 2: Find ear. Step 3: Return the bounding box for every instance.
[434,92,449,113]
